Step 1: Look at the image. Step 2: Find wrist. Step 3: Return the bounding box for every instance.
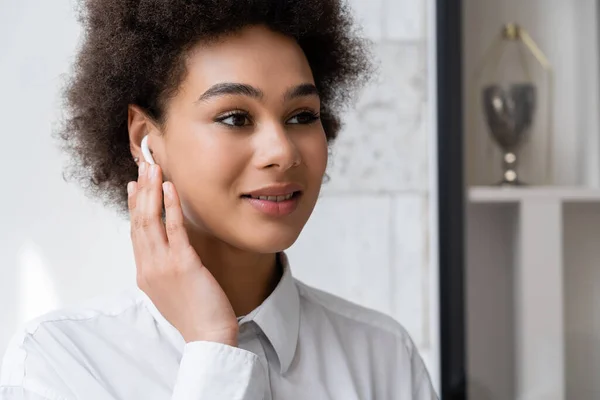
[183,329,239,347]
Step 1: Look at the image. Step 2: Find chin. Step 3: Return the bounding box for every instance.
[250,234,301,254]
[234,227,303,254]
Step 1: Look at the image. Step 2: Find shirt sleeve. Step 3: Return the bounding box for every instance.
[411,353,439,400]
[1,337,265,400]
[0,386,63,400]
[171,341,266,400]
[414,373,438,400]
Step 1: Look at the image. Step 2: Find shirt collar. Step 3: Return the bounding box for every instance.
[240,252,300,375]
[140,252,300,374]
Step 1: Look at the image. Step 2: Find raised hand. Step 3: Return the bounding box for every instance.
[127,162,239,346]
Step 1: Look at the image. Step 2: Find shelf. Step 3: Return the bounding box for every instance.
[466,190,600,399]
[469,186,600,203]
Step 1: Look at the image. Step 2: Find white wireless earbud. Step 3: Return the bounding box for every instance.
[140,135,156,165]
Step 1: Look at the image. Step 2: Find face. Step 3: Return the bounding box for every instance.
[150,25,328,253]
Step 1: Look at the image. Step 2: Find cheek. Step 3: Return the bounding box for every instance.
[166,133,249,219]
[300,131,329,178]
[168,120,247,184]
[177,152,244,197]
[173,154,243,231]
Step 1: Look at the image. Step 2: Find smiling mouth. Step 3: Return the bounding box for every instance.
[241,191,302,202]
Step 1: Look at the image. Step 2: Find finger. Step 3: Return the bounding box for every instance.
[128,180,142,258]
[133,162,148,223]
[127,181,138,211]
[136,162,151,211]
[137,161,148,190]
[145,164,165,221]
[127,180,147,278]
[163,181,192,252]
[132,163,168,249]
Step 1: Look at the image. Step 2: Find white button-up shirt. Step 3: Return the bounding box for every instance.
[1,254,437,399]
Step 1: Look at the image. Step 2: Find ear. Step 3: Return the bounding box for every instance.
[128,104,159,165]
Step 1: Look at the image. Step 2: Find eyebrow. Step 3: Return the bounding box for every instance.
[196,82,319,103]
[283,83,320,101]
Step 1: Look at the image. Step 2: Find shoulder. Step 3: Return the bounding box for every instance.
[294,279,417,356]
[1,289,144,387]
[12,288,143,336]
[294,280,436,397]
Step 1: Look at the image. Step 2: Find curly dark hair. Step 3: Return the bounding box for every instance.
[56,0,373,217]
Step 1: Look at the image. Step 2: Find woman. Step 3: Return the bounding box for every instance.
[0,0,437,399]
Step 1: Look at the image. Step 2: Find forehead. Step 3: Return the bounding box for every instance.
[183,25,315,95]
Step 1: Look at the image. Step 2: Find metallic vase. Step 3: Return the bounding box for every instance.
[482,83,537,185]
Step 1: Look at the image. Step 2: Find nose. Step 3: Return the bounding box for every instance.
[253,123,302,171]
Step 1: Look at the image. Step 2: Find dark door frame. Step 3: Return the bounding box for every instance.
[436,0,467,399]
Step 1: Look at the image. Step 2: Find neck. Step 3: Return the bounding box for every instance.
[185,228,281,317]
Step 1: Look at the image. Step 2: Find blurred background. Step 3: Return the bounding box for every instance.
[3,0,600,399]
[462,1,600,399]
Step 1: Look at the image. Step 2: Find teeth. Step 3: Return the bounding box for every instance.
[250,193,294,202]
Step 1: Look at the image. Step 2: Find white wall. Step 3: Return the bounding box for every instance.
[0,0,137,352]
[0,0,439,392]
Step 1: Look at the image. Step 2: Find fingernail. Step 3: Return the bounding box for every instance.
[162,182,170,197]
[127,182,134,196]
[139,162,147,176]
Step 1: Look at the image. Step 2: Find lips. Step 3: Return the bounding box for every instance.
[242,183,304,199]
[246,193,295,202]
[241,183,304,217]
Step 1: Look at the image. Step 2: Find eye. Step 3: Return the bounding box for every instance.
[216,111,251,127]
[287,110,320,125]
